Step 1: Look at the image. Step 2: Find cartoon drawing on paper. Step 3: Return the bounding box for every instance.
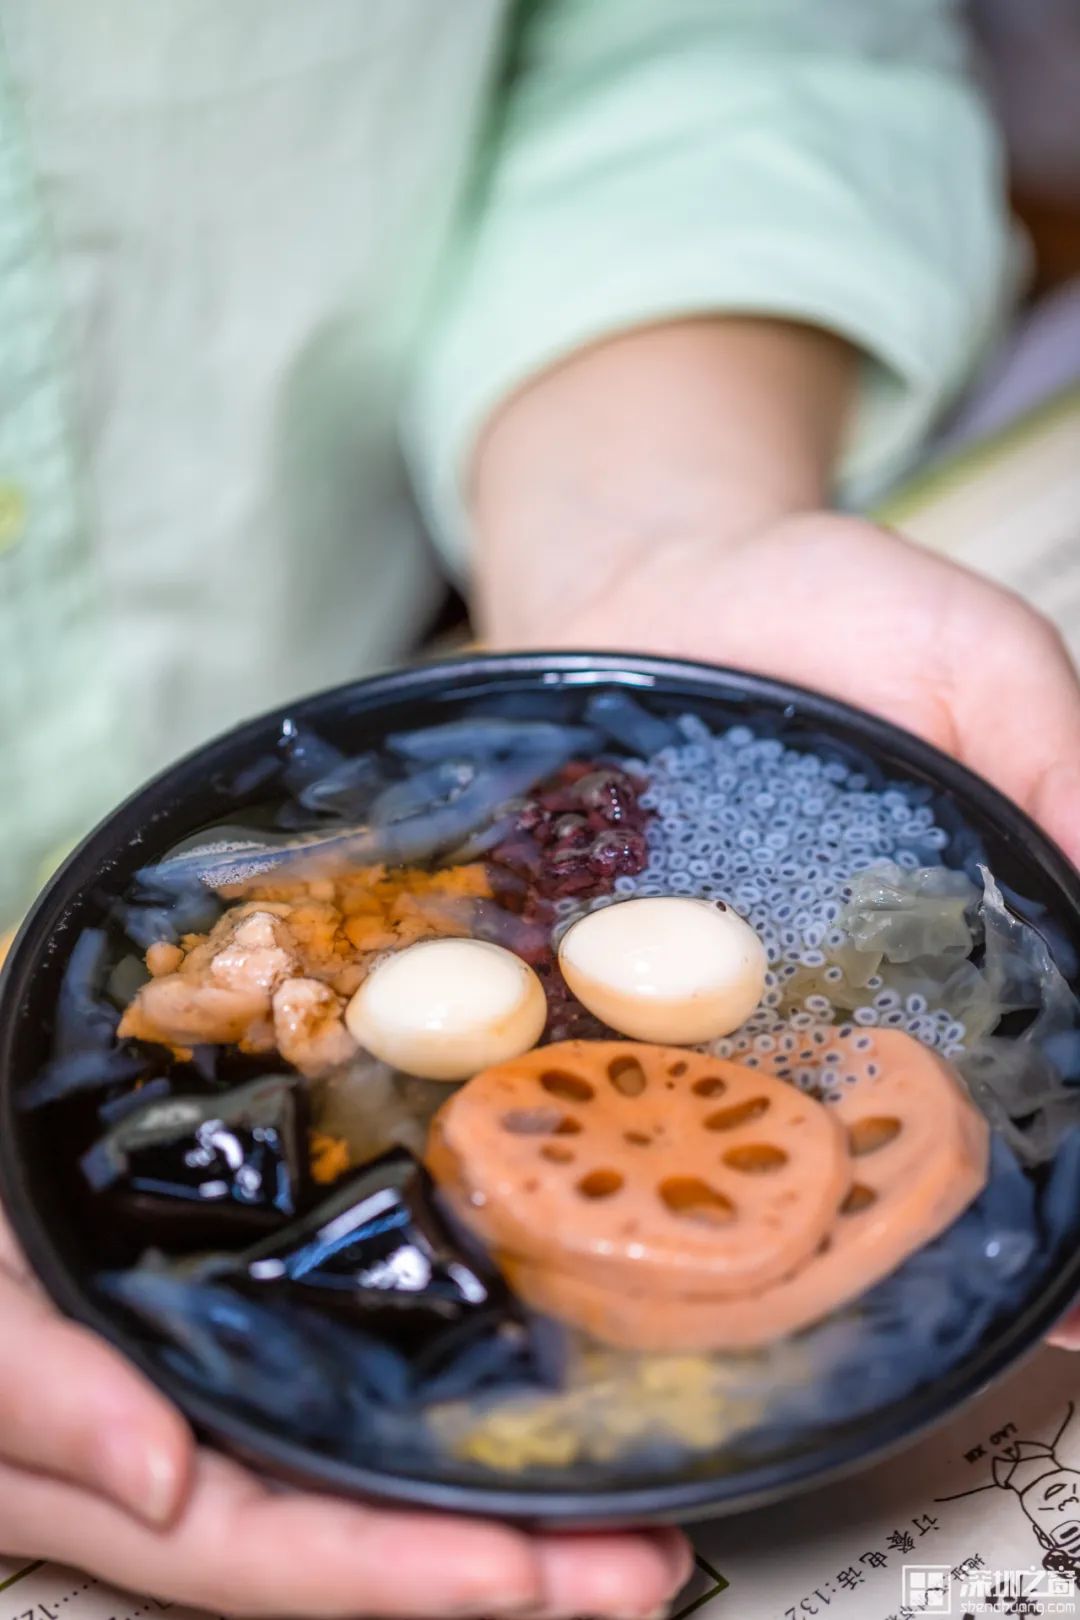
[937,1402,1080,1578]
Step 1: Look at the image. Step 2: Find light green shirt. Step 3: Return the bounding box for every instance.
[0,0,1013,930]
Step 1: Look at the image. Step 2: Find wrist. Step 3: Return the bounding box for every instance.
[489,524,767,656]
[471,316,855,643]
[479,505,794,650]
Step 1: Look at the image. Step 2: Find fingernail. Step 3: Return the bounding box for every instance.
[524,1600,672,1619]
[578,1610,667,1620]
[446,1585,546,1617]
[443,1600,540,1613]
[96,1431,180,1526]
[448,1605,536,1618]
[668,1541,697,1592]
[582,1610,670,1620]
[143,1442,183,1524]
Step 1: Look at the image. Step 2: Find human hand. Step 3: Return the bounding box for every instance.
[470,320,1080,863]
[0,1215,690,1617]
[493,510,1080,1350]
[533,513,1080,870]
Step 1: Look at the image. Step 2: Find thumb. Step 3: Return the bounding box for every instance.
[944,599,1080,865]
[1029,759,1080,872]
[1048,1305,1080,1352]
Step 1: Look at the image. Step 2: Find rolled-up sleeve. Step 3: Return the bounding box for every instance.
[403,0,1016,570]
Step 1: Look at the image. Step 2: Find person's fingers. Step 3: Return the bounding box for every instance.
[536,1528,693,1619]
[1028,759,1080,872]
[0,1207,30,1280]
[0,1199,689,1616]
[0,1445,689,1619]
[942,596,1080,860]
[0,1264,193,1527]
[1048,1305,1080,1352]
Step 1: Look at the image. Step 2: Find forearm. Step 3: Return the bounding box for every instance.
[470,318,856,645]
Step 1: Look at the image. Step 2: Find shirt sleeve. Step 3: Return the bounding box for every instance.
[402,0,1018,572]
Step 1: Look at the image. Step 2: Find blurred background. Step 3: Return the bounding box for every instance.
[973,0,1080,292]
[871,0,1080,669]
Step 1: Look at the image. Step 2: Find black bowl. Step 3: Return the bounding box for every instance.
[2,651,1079,1527]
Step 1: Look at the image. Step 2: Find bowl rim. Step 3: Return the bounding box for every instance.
[2,648,1079,1526]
